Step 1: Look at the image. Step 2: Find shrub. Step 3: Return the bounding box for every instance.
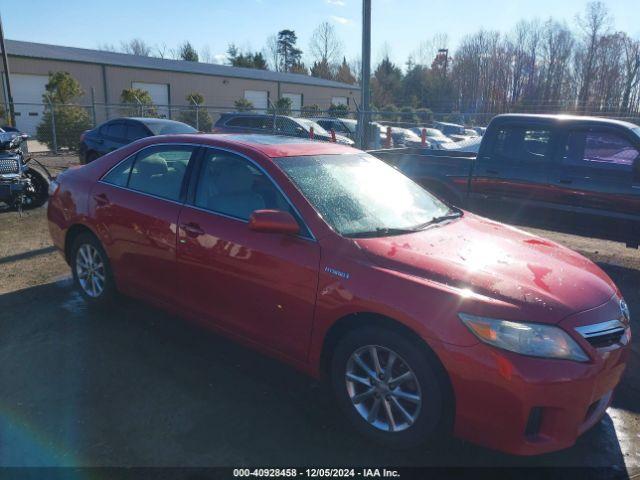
[179,92,213,132]
[35,71,92,151]
[300,104,320,117]
[268,97,292,116]
[120,88,157,117]
[328,103,350,118]
[234,98,254,112]
[415,107,433,123]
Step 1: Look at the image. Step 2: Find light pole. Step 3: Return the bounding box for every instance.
[358,0,371,149]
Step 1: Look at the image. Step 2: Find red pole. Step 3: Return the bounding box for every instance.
[330,129,336,142]
[386,126,392,148]
[421,128,427,146]
[309,126,314,140]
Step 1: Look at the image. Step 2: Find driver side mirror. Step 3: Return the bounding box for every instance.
[249,209,300,235]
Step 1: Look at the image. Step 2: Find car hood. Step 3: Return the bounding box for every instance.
[354,213,617,324]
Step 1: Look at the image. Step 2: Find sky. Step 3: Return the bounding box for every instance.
[3,0,640,69]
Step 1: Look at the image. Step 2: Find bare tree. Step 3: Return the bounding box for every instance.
[309,21,343,66]
[120,38,152,56]
[265,34,280,71]
[575,1,611,109]
[621,34,640,112]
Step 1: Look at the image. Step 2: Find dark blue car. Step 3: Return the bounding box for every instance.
[79,117,197,164]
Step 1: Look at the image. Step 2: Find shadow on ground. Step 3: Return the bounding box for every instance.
[0,273,637,472]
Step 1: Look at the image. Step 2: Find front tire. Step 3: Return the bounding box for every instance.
[70,232,116,306]
[331,326,449,449]
[23,168,49,209]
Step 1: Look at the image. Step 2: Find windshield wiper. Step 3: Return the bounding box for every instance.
[346,227,419,238]
[412,210,463,230]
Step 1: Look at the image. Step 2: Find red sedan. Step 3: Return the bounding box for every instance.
[47,134,631,455]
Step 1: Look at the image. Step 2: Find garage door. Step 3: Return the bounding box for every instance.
[282,93,302,113]
[244,90,268,111]
[331,96,348,106]
[132,82,169,118]
[11,74,49,135]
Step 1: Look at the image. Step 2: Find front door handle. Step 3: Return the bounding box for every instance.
[93,193,109,206]
[181,222,204,238]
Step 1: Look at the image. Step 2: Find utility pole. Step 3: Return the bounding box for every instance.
[358,0,371,149]
[0,13,15,126]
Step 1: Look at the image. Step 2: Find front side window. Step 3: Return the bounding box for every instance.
[275,153,451,237]
[125,146,194,201]
[194,149,302,227]
[563,130,638,172]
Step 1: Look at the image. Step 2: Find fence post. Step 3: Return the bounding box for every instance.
[309,126,314,140]
[190,97,200,131]
[90,87,97,127]
[330,129,336,143]
[386,126,392,148]
[421,128,426,146]
[46,95,58,154]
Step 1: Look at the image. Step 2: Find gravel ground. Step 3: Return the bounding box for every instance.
[0,154,638,474]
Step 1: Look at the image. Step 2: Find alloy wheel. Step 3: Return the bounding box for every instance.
[75,244,106,298]
[345,345,422,432]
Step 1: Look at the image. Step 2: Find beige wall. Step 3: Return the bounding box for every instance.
[3,56,358,112]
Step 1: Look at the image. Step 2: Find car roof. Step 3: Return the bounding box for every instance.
[492,113,639,130]
[140,133,356,158]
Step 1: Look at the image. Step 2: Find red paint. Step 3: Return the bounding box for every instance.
[47,134,630,456]
[421,128,427,145]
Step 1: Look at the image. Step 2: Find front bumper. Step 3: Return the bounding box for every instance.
[434,297,630,455]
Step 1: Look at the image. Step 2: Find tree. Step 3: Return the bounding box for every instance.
[290,62,308,75]
[399,106,418,123]
[310,59,333,79]
[276,30,303,73]
[371,57,403,107]
[179,92,213,131]
[328,103,349,118]
[36,71,92,151]
[576,1,611,110]
[178,41,199,62]
[309,21,343,66]
[227,44,268,69]
[121,38,152,56]
[120,87,157,117]
[234,98,254,111]
[415,108,434,123]
[335,57,356,84]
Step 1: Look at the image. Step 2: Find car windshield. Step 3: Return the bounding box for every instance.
[275,153,453,237]
[341,119,357,133]
[143,121,197,135]
[297,119,330,136]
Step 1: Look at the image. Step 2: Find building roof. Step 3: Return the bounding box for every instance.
[6,39,360,90]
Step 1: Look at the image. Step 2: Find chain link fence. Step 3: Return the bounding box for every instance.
[5,100,640,154]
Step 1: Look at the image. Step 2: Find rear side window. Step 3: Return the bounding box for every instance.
[102,156,134,187]
[563,130,638,172]
[128,146,195,201]
[489,127,552,163]
[102,146,195,201]
[105,122,127,139]
[126,122,149,141]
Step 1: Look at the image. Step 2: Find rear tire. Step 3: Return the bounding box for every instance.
[23,168,49,209]
[70,232,116,307]
[330,326,450,449]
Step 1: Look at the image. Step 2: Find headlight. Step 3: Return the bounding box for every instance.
[459,313,589,362]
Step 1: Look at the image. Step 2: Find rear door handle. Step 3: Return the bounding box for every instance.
[93,193,109,206]
[181,222,204,238]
